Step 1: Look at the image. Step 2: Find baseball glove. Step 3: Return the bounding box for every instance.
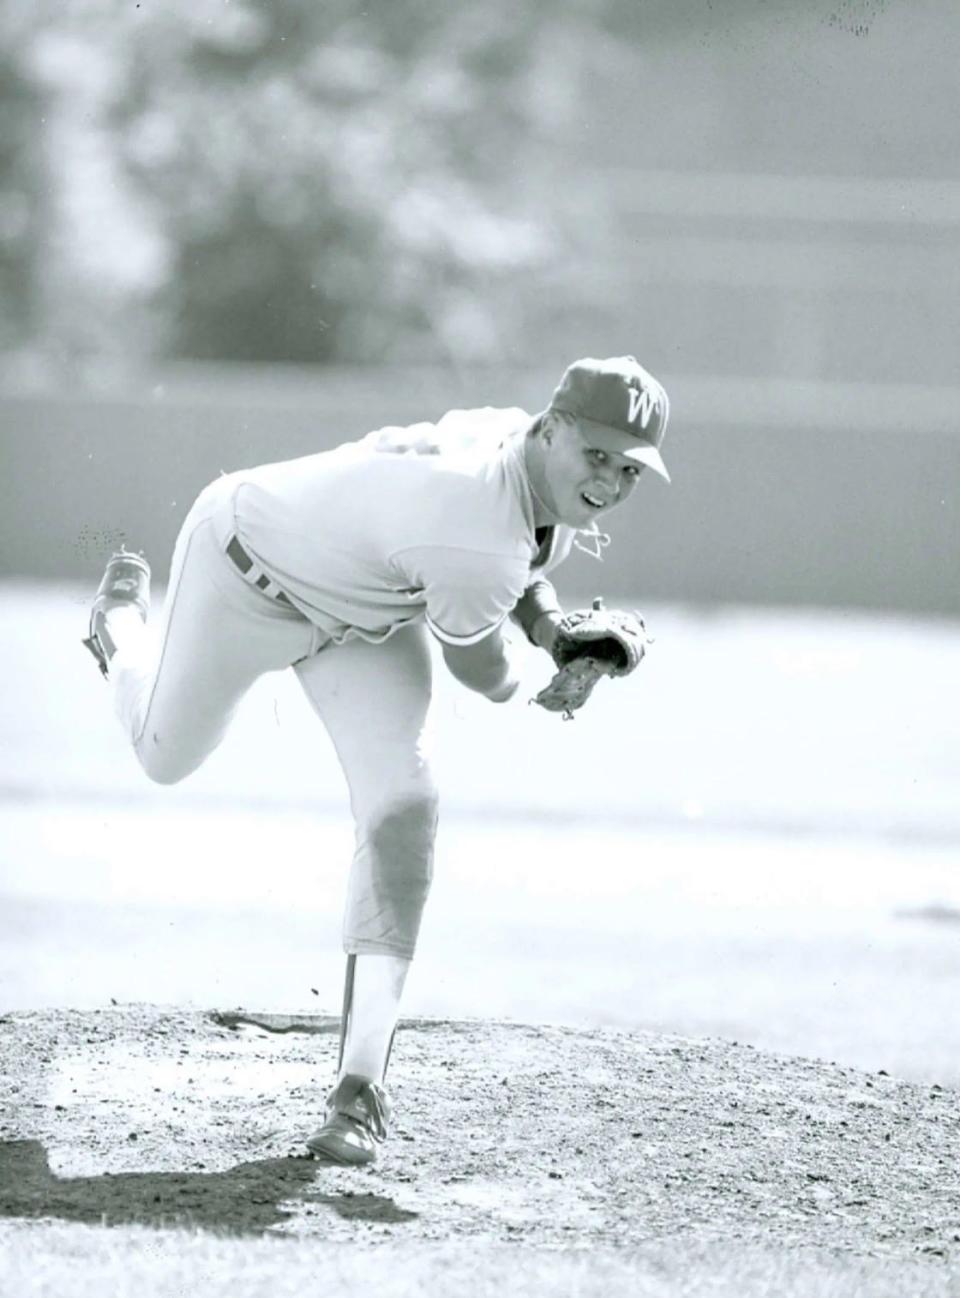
[532,598,649,719]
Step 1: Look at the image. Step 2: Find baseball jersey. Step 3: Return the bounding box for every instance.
[226,406,577,647]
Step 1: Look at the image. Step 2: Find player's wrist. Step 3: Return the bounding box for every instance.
[513,580,563,647]
[531,611,563,657]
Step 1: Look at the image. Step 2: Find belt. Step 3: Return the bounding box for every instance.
[226,535,293,606]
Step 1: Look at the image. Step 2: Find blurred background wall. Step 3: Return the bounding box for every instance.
[2,0,958,613]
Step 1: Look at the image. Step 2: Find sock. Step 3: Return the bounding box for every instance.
[103,604,148,650]
[339,953,411,1083]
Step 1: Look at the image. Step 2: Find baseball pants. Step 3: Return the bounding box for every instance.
[107,473,438,959]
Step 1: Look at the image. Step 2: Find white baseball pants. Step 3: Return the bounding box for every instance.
[107,473,438,959]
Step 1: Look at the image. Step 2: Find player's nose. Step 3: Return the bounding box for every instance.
[593,464,621,495]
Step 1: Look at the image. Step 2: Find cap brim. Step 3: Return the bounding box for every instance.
[622,442,671,483]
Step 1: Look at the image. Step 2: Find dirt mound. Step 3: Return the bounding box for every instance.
[0,1006,956,1261]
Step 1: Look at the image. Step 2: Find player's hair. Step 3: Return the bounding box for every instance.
[529,409,576,440]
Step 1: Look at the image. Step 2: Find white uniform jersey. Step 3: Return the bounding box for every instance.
[227,406,576,646]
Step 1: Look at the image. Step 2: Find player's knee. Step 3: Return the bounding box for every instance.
[366,789,439,893]
[368,788,439,853]
[138,756,190,786]
[133,736,196,786]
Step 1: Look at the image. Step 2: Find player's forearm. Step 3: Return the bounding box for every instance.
[512,579,564,656]
[441,634,519,702]
[450,653,519,702]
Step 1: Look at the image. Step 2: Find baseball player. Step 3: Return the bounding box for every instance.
[83,355,670,1165]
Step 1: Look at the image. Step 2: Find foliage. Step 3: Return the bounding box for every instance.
[0,21,47,352]
[3,0,560,366]
[2,0,950,370]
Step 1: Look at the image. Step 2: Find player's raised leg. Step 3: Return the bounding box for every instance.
[83,476,319,785]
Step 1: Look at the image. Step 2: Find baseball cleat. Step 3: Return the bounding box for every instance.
[305,1073,393,1166]
[82,547,151,678]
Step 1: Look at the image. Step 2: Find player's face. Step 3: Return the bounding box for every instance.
[541,418,644,526]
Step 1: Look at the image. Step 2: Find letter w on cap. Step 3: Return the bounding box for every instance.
[627,384,660,430]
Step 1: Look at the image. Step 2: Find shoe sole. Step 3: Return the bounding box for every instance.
[305,1134,377,1166]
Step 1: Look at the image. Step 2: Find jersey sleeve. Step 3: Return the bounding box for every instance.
[394,546,529,646]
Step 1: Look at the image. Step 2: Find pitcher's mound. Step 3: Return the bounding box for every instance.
[0,1005,956,1261]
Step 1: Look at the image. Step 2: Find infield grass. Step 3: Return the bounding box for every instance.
[1,1220,956,1298]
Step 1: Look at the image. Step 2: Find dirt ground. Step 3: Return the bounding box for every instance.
[0,1005,958,1266]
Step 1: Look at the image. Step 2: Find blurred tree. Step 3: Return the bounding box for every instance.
[105,0,554,364]
[4,0,955,373]
[0,18,48,353]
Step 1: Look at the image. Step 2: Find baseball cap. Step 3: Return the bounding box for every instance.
[546,355,671,482]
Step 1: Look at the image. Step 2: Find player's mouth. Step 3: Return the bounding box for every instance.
[580,491,608,511]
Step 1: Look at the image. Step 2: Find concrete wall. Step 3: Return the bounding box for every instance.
[3,364,958,616]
